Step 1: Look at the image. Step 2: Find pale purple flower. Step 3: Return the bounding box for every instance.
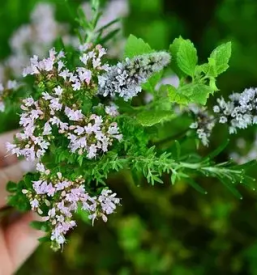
[72,81,81,91]
[43,122,52,135]
[87,144,97,159]
[65,107,84,121]
[54,86,63,96]
[105,104,119,117]
[46,183,56,196]
[30,199,39,210]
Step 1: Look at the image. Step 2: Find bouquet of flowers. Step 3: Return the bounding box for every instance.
[0,0,255,251]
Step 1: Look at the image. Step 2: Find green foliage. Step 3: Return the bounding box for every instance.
[176,38,198,77]
[168,37,231,105]
[124,34,153,58]
[1,0,257,274]
[205,42,232,77]
[136,110,174,127]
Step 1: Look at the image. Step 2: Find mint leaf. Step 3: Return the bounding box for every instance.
[167,85,190,105]
[137,110,174,127]
[169,37,186,78]
[177,39,198,77]
[142,71,163,93]
[124,34,153,58]
[179,83,213,105]
[209,42,231,75]
[167,83,213,105]
[198,58,218,77]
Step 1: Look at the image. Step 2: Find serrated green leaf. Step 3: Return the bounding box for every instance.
[210,42,231,75]
[137,110,174,127]
[167,84,190,105]
[177,39,198,76]
[169,37,187,78]
[167,83,213,105]
[179,83,213,105]
[124,34,153,58]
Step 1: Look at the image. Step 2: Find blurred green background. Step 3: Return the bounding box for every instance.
[1,0,257,274]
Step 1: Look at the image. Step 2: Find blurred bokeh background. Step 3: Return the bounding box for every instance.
[1,0,257,274]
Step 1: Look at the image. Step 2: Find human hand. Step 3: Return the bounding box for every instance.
[0,131,42,275]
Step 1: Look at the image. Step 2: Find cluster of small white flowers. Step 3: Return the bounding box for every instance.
[213,88,257,134]
[0,80,18,112]
[189,105,215,146]
[6,97,50,161]
[22,48,65,77]
[98,52,171,101]
[7,46,122,161]
[23,164,120,247]
[6,97,122,161]
[23,45,108,92]
[67,112,122,159]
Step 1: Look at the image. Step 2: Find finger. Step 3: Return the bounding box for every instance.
[0,162,25,209]
[4,212,44,273]
[0,229,13,275]
[0,130,19,167]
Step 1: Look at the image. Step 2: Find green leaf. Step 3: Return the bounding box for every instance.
[100,29,120,45]
[78,155,84,166]
[30,221,49,232]
[6,181,17,193]
[180,83,212,105]
[8,192,30,212]
[220,178,242,199]
[169,37,186,78]
[96,18,120,34]
[203,139,229,161]
[136,110,174,127]
[38,236,51,243]
[124,34,153,58]
[142,71,162,93]
[177,39,198,77]
[209,42,231,75]
[167,83,213,105]
[230,160,256,170]
[167,84,190,105]
[187,178,207,195]
[171,171,177,185]
[174,140,181,160]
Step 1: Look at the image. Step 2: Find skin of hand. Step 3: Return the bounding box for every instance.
[0,131,43,275]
